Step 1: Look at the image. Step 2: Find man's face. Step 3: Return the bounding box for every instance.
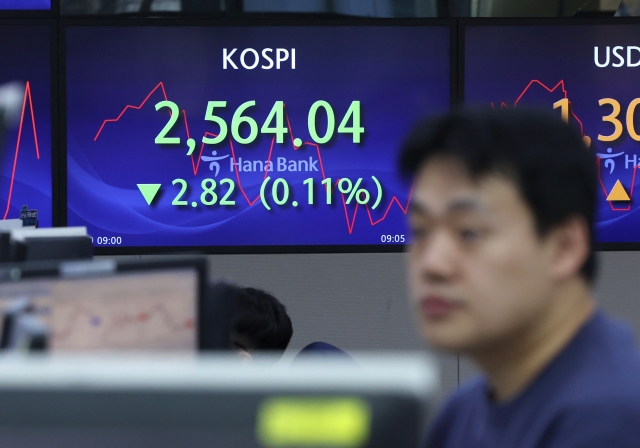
[407,156,558,353]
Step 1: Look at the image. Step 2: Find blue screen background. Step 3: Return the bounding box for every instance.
[465,25,640,244]
[0,0,50,10]
[66,26,450,248]
[0,25,52,227]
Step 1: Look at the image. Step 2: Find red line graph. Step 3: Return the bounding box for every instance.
[53,303,193,345]
[499,79,631,212]
[94,82,411,233]
[491,79,587,138]
[3,81,40,220]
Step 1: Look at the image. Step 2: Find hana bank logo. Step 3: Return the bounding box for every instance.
[201,150,229,177]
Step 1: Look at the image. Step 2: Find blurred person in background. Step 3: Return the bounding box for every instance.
[230,286,293,361]
[400,109,640,447]
[616,0,640,15]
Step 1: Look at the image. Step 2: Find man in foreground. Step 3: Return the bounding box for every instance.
[400,109,640,447]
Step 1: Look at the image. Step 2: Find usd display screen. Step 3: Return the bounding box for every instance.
[464,24,640,246]
[0,24,52,227]
[65,24,451,250]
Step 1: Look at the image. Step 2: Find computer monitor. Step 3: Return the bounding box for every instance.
[0,219,22,232]
[0,1,51,11]
[0,354,439,448]
[8,227,92,261]
[0,257,209,351]
[63,20,452,254]
[10,236,93,262]
[0,219,24,262]
[0,23,53,225]
[462,21,640,249]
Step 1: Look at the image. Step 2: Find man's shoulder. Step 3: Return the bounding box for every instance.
[539,398,640,448]
[425,376,486,445]
[556,363,640,417]
[439,375,486,412]
[528,312,640,447]
[561,312,640,398]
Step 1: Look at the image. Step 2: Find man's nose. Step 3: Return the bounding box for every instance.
[418,231,457,284]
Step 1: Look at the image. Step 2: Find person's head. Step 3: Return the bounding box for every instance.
[230,286,293,361]
[399,108,597,354]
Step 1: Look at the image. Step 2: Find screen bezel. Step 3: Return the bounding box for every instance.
[58,17,457,255]
[458,17,640,252]
[0,256,208,350]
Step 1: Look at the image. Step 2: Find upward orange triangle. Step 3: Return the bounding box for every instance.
[607,180,631,202]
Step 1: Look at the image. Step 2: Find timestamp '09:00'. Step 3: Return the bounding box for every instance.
[94,236,122,245]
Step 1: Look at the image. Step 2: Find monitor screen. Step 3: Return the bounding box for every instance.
[0,354,438,448]
[64,23,451,251]
[0,0,50,10]
[0,24,52,227]
[464,23,640,247]
[0,268,198,351]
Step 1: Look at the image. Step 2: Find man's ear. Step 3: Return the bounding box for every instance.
[549,216,590,282]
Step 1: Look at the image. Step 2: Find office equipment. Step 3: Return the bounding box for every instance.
[8,226,92,261]
[4,312,48,351]
[9,226,87,242]
[0,353,438,447]
[0,257,209,351]
[0,297,32,348]
[10,236,93,261]
[0,220,25,262]
[199,281,236,351]
[0,219,24,231]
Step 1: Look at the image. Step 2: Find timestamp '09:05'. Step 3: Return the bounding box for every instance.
[381,235,405,243]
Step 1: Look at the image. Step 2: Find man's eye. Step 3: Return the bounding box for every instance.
[459,228,480,242]
[411,226,429,239]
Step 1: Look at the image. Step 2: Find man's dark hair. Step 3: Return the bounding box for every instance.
[232,287,293,351]
[399,108,597,282]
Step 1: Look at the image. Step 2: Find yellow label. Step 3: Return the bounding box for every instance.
[256,396,371,447]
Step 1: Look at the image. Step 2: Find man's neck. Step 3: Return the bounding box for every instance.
[470,281,595,402]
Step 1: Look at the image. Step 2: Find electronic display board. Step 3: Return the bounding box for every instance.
[64,23,451,251]
[0,23,52,227]
[0,0,50,10]
[464,22,640,247]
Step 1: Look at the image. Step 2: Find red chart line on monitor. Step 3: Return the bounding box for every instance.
[94,82,412,234]
[495,79,632,212]
[3,81,40,220]
[53,303,194,344]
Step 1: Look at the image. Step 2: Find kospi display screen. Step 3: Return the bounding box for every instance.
[0,0,50,10]
[464,23,640,247]
[64,24,451,251]
[0,24,52,227]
